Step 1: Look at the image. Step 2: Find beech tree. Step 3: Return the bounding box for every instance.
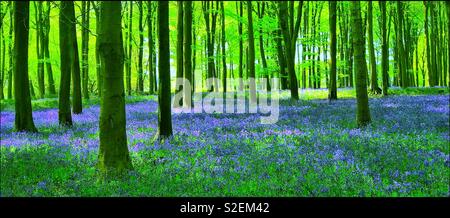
[14,1,37,132]
[97,1,133,174]
[351,1,371,128]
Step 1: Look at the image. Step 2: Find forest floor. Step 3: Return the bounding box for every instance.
[0,87,449,196]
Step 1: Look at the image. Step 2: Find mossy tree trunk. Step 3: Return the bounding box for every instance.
[351,1,371,128]
[97,1,133,175]
[137,2,144,94]
[14,1,37,132]
[58,1,74,127]
[44,2,56,95]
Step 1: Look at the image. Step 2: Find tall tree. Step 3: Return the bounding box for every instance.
[447,2,450,87]
[81,1,90,99]
[137,2,144,94]
[156,1,173,140]
[175,1,184,106]
[368,1,380,93]
[351,1,371,128]
[328,1,337,100]
[59,1,74,126]
[424,1,433,86]
[202,1,219,92]
[184,1,193,108]
[237,2,244,91]
[278,1,301,100]
[7,2,13,99]
[257,2,269,91]
[13,1,37,132]
[221,1,227,93]
[379,1,389,96]
[247,1,257,103]
[97,1,132,174]
[34,2,45,99]
[67,1,82,114]
[147,2,155,94]
[126,2,133,95]
[43,2,56,95]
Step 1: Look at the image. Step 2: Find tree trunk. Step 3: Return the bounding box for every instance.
[58,1,74,126]
[351,1,371,128]
[237,2,244,91]
[81,1,90,99]
[148,2,154,95]
[247,1,257,103]
[257,2,269,91]
[126,2,133,95]
[97,1,133,175]
[68,1,82,114]
[35,2,45,99]
[184,1,193,108]
[368,1,380,93]
[156,1,173,140]
[175,1,183,106]
[379,1,389,96]
[278,1,299,100]
[328,1,337,100]
[137,2,144,94]
[221,1,227,93]
[14,2,37,132]
[44,2,56,95]
[7,2,13,99]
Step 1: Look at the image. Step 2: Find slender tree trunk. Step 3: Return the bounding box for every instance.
[380,1,389,96]
[276,28,287,90]
[97,1,133,175]
[175,1,183,106]
[368,1,380,93]
[247,1,257,103]
[126,2,133,95]
[257,2,269,91]
[137,2,144,94]
[328,1,337,100]
[278,1,299,100]
[156,1,173,140]
[35,2,45,99]
[147,2,154,95]
[14,2,37,132]
[81,1,90,99]
[44,2,56,95]
[69,1,82,114]
[59,1,74,126]
[93,2,102,97]
[221,1,227,93]
[184,1,193,108]
[7,2,13,99]
[351,1,371,128]
[237,2,244,91]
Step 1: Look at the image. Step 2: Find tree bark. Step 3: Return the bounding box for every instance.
[81,1,90,99]
[278,1,299,100]
[97,1,133,175]
[351,1,371,128]
[14,1,37,132]
[379,1,389,96]
[184,1,193,108]
[59,1,74,126]
[368,1,380,93]
[328,1,337,100]
[156,1,173,140]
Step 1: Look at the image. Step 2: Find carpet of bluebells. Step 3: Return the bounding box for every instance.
[0,88,449,196]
